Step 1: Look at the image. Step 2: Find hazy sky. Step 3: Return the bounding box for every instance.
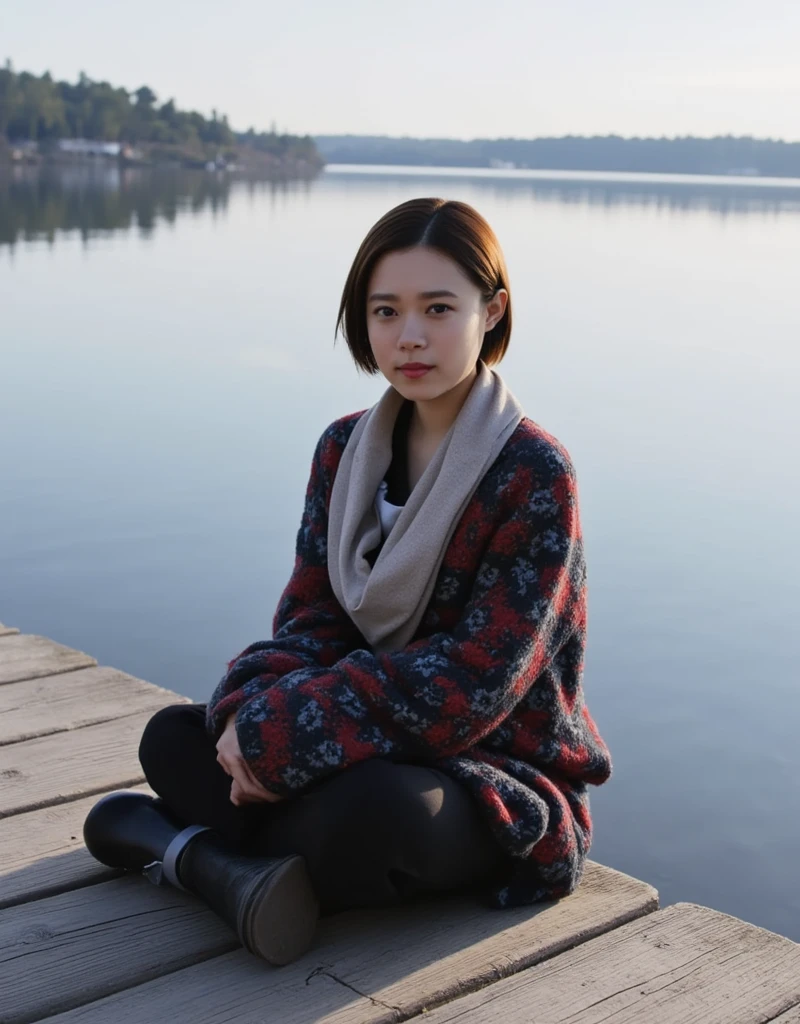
[4,0,800,140]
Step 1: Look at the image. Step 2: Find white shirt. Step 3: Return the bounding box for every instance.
[375,479,404,539]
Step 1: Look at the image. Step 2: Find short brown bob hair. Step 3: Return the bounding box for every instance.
[336,197,512,374]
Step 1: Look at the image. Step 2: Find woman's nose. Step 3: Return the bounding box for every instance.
[398,315,425,347]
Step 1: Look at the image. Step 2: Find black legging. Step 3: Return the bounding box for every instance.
[138,704,506,916]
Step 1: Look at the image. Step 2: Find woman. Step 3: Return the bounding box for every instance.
[84,197,612,967]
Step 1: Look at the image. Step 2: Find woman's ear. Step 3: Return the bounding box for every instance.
[484,289,508,332]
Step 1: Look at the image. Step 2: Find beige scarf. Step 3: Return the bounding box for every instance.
[327,360,525,654]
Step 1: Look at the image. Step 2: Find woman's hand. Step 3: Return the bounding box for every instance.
[216,714,285,806]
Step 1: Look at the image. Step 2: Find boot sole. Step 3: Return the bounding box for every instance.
[239,854,319,966]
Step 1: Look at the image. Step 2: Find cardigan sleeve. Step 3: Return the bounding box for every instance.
[205,422,366,739]
[233,445,588,796]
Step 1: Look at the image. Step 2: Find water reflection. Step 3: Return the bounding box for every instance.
[0,166,320,247]
[325,166,800,218]
[3,165,800,249]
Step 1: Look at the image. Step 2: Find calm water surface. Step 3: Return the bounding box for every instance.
[2,165,799,939]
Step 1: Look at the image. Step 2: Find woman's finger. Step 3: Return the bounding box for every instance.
[239,759,263,788]
[230,775,262,806]
[229,759,264,798]
[227,760,284,805]
[238,765,281,802]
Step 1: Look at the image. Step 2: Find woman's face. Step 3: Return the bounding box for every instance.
[366,246,507,401]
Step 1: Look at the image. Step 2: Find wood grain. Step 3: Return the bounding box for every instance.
[34,862,658,1024]
[0,665,188,746]
[322,860,659,1021]
[0,875,239,1024]
[772,1006,800,1023]
[38,950,376,1024]
[0,785,152,909]
[0,711,153,818]
[0,633,95,685]
[410,902,800,1024]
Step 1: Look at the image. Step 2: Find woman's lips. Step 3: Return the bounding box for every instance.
[399,365,432,378]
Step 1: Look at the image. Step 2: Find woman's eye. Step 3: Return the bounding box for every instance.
[428,303,452,314]
[373,307,396,318]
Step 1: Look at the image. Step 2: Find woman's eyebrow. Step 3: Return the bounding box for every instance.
[368,289,459,301]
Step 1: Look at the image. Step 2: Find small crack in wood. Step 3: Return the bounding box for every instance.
[311,968,400,1014]
[557,951,715,1022]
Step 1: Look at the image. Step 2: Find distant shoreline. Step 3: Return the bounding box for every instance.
[323,163,800,189]
[0,138,323,177]
[314,134,800,180]
[5,162,800,195]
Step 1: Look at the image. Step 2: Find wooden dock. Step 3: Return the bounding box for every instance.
[1,620,799,1023]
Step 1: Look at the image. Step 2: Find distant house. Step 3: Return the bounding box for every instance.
[9,140,39,162]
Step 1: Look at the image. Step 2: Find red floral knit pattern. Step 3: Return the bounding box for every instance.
[207,411,612,908]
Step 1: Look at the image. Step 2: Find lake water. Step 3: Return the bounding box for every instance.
[2,164,799,940]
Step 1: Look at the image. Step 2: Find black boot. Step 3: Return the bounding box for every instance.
[83,790,319,965]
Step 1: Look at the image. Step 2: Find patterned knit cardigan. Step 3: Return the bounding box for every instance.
[206,410,612,909]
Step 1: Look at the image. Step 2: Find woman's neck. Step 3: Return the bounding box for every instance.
[409,366,479,444]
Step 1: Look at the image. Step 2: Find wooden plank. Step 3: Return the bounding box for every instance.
[0,875,239,1024]
[36,862,658,1024]
[0,785,152,909]
[0,711,153,818]
[0,622,20,637]
[0,633,95,685]
[0,665,189,746]
[318,861,658,1020]
[403,902,800,1024]
[39,950,376,1024]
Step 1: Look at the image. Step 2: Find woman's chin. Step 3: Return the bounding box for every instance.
[395,379,444,401]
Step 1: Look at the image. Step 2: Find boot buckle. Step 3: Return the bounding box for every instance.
[162,825,212,891]
[142,860,165,886]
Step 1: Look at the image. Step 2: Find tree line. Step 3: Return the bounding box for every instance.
[0,62,321,166]
[315,134,800,178]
